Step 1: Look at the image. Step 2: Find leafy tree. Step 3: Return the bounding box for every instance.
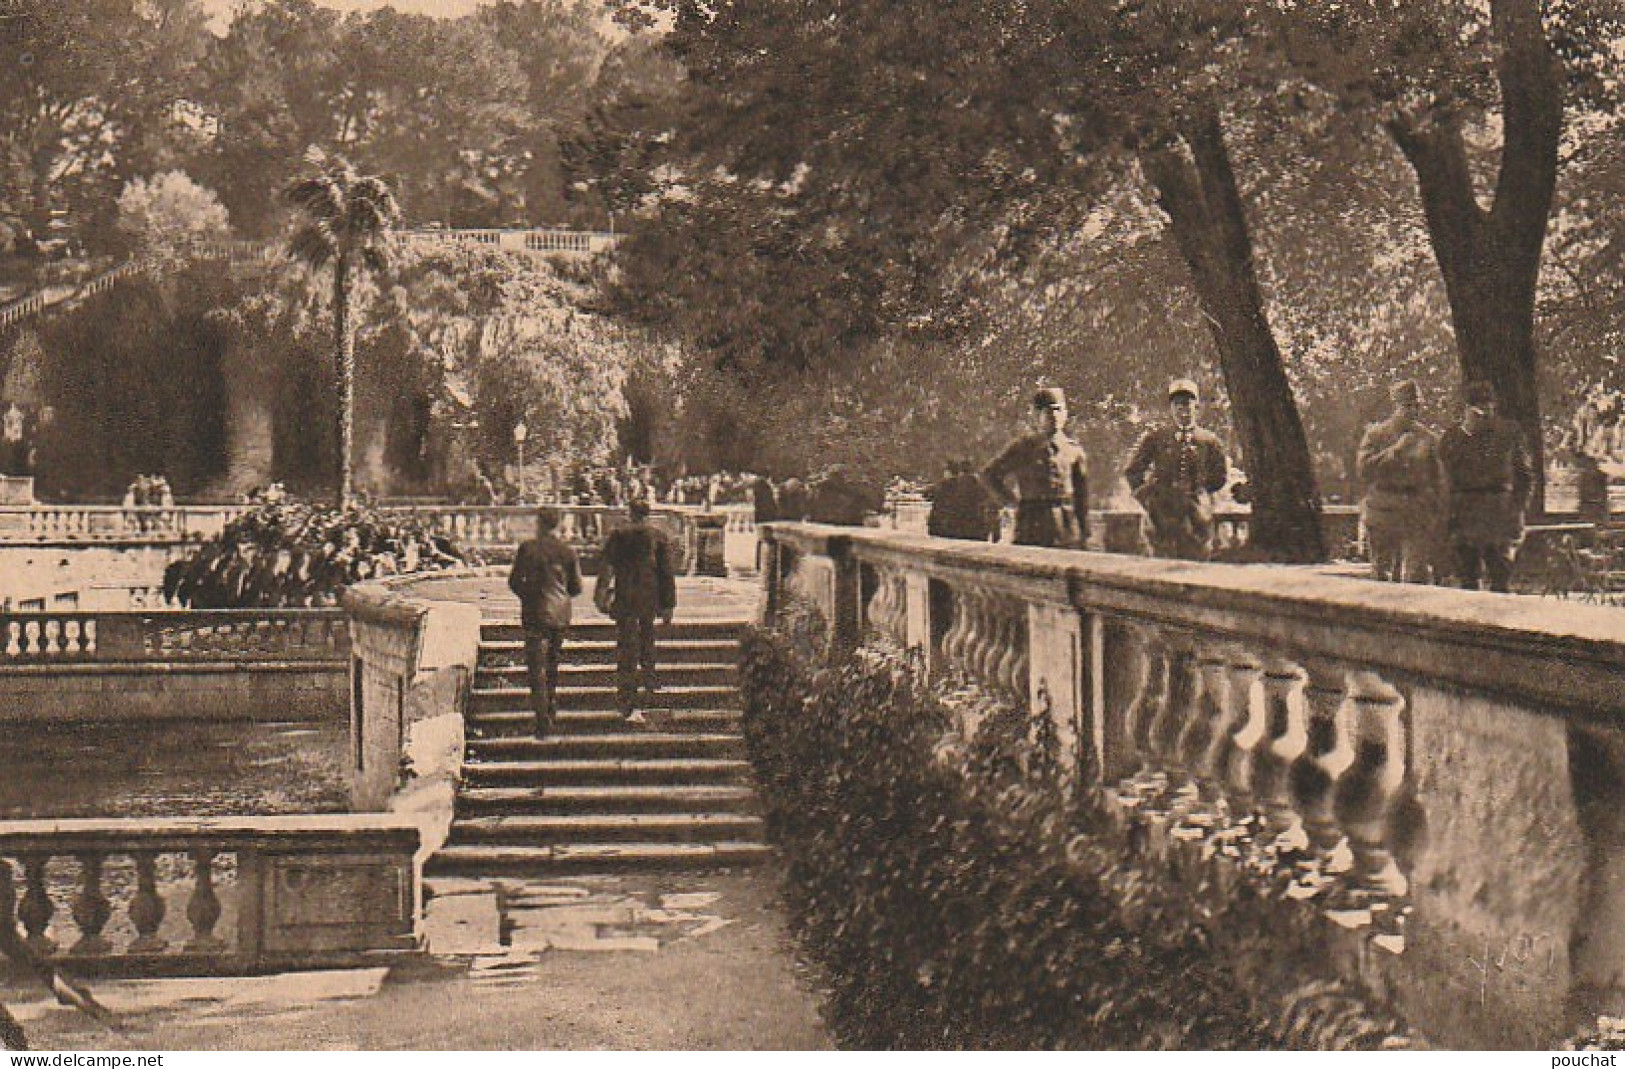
[594,0,1330,559]
[286,153,400,506]
[0,0,210,258]
[114,171,231,260]
[1268,0,1625,505]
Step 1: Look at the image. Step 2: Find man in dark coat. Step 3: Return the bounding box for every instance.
[751,476,779,524]
[507,507,583,736]
[980,387,1089,548]
[1439,380,1533,592]
[928,458,1000,541]
[595,499,677,721]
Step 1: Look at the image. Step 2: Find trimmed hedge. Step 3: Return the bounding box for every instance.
[740,629,1408,1050]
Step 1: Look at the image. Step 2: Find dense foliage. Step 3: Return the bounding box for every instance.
[163,498,466,608]
[739,627,1408,1049]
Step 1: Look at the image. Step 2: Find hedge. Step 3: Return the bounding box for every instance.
[739,628,1410,1050]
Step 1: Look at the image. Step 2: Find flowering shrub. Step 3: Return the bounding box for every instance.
[740,630,1410,1050]
[164,500,467,608]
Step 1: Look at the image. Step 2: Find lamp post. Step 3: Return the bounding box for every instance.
[513,421,529,504]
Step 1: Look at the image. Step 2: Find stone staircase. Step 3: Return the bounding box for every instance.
[426,617,771,877]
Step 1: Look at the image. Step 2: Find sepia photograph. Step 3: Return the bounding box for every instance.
[0,0,1623,1054]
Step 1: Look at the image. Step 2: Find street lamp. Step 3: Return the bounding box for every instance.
[513,421,529,504]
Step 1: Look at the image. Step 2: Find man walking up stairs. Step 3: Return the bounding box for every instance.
[427,605,770,876]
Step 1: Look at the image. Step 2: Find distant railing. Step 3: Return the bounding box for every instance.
[381,504,721,573]
[396,227,622,258]
[0,505,251,543]
[0,816,418,975]
[886,499,1366,560]
[0,608,348,665]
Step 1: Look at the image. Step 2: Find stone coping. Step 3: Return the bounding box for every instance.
[0,813,419,853]
[764,522,1625,718]
[0,660,346,675]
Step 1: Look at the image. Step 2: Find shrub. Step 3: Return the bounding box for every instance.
[164,498,467,608]
[740,629,1407,1050]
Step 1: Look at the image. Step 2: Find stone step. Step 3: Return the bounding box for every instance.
[479,638,740,667]
[446,812,766,845]
[470,684,740,714]
[461,756,752,788]
[467,708,743,737]
[480,620,745,643]
[467,732,745,761]
[474,662,739,690]
[425,841,771,876]
[458,784,759,816]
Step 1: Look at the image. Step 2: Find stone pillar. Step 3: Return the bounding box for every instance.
[827,535,862,659]
[1028,601,1084,785]
[691,513,729,577]
[903,570,932,669]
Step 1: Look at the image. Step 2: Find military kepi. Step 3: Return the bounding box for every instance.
[1032,386,1066,410]
[1167,378,1199,401]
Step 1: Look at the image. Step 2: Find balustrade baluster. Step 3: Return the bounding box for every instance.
[128,852,168,953]
[63,619,83,656]
[1120,626,1168,774]
[5,621,20,658]
[940,590,969,671]
[1332,671,1411,897]
[969,593,998,684]
[1222,650,1267,815]
[1185,645,1241,807]
[992,602,1021,697]
[1289,662,1355,874]
[70,853,114,955]
[1146,634,1200,793]
[42,618,62,656]
[186,848,225,951]
[1252,659,1309,845]
[22,620,40,657]
[18,855,56,955]
[1006,608,1030,701]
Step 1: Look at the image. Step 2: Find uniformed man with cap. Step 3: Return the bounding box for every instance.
[979,387,1089,549]
[1357,379,1445,583]
[1123,378,1230,560]
[1439,380,1533,592]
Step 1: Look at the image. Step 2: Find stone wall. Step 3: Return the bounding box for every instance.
[344,576,479,866]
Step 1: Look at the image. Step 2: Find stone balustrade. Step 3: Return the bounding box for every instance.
[0,505,250,543]
[760,522,1625,1048]
[0,816,418,975]
[384,504,724,574]
[0,608,347,665]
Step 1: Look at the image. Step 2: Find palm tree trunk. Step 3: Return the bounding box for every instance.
[334,255,354,507]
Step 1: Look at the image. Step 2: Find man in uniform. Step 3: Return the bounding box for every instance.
[595,499,677,722]
[1123,379,1229,560]
[979,387,1089,548]
[1356,380,1445,583]
[1439,380,1533,592]
[928,458,1000,541]
[506,507,583,737]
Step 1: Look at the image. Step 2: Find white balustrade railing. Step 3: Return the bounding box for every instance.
[0,816,417,974]
[760,522,1625,1048]
[0,505,252,542]
[0,608,347,664]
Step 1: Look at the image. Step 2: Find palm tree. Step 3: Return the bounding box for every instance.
[285,155,400,507]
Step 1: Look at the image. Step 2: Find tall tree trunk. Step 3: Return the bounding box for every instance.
[334,255,354,508]
[1140,103,1325,563]
[1386,0,1562,512]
